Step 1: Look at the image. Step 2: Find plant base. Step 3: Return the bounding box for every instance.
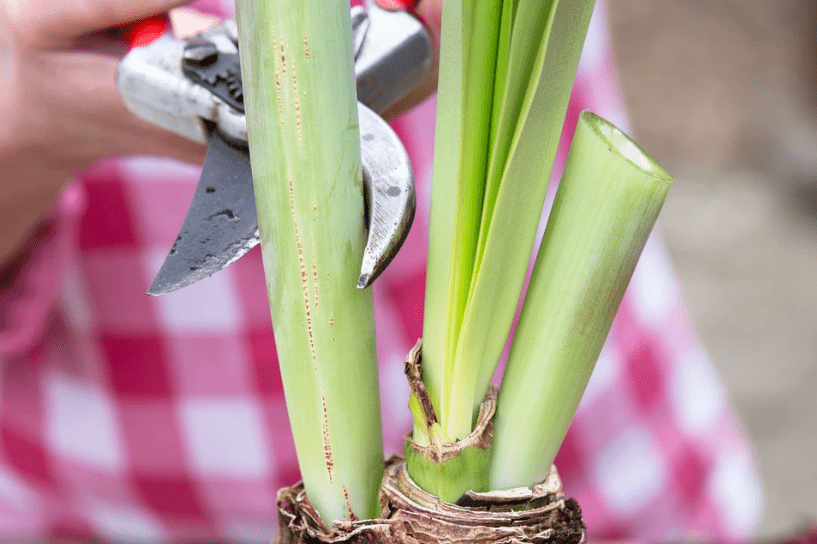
[273,457,585,544]
[403,339,495,502]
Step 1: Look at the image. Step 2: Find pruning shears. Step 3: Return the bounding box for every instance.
[117,0,431,295]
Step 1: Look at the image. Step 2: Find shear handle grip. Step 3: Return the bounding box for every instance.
[121,14,170,49]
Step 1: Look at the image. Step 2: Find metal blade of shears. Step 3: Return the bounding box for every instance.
[147,131,254,296]
[147,103,414,295]
[139,5,429,295]
[358,102,414,288]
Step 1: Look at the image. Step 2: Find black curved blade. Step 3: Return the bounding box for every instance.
[147,131,257,295]
[148,104,416,296]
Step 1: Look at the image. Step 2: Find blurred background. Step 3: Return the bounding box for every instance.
[607,0,816,537]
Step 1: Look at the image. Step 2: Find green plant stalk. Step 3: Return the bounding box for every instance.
[490,111,673,490]
[235,0,383,524]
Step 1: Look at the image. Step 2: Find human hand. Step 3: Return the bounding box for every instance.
[0,0,207,265]
[0,0,443,266]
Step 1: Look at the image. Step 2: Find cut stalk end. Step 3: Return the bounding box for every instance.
[490,111,673,490]
[584,112,673,182]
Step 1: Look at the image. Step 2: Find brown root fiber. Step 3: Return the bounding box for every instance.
[273,457,585,544]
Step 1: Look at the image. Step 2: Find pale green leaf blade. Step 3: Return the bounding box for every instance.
[444,0,597,440]
[422,0,503,418]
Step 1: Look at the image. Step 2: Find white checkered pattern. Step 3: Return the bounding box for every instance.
[0,0,762,541]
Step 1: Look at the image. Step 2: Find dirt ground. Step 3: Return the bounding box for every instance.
[606,0,817,537]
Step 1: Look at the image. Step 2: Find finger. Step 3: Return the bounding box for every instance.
[7,0,191,49]
[30,48,205,166]
[79,53,206,163]
[169,7,221,39]
[414,0,443,40]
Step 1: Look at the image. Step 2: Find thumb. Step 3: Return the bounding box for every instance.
[6,0,191,48]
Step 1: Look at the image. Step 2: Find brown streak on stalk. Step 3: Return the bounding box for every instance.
[289,174,332,483]
[274,38,283,123]
[281,43,286,73]
[304,33,310,59]
[313,262,319,308]
[322,394,334,482]
[288,175,317,370]
[292,61,302,147]
[309,229,319,309]
[342,484,358,521]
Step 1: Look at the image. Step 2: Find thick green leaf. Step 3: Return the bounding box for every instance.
[490,112,673,490]
[235,0,383,524]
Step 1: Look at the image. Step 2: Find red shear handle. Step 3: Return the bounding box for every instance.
[374,0,417,12]
[121,13,169,49]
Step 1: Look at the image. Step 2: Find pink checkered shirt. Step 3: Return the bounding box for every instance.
[0,1,762,541]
